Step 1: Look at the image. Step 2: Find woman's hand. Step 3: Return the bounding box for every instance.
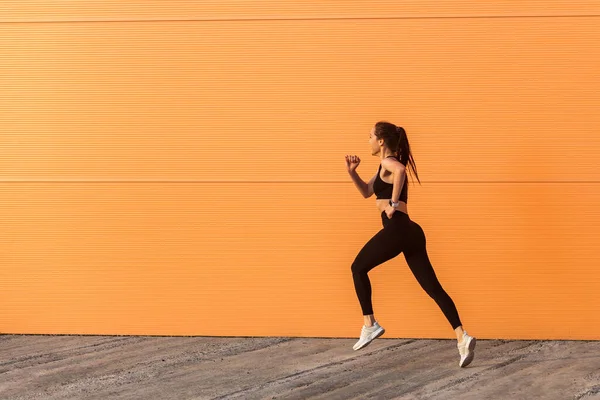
[345,155,361,172]
[385,204,396,219]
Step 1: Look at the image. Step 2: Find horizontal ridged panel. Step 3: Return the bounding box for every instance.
[2,18,599,182]
[1,183,599,339]
[1,1,600,22]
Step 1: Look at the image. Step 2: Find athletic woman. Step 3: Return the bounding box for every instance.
[345,121,476,367]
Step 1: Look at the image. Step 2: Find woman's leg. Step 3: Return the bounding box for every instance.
[350,222,405,351]
[405,220,477,367]
[351,224,404,321]
[403,221,463,330]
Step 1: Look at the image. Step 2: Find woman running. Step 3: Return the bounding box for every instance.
[345,121,476,367]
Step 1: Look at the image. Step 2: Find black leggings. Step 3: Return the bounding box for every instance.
[351,210,462,330]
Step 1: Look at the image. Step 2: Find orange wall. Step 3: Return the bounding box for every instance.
[1,2,599,340]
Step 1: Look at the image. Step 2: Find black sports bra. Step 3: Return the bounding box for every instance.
[373,156,408,203]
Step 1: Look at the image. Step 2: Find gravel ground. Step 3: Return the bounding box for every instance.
[1,334,599,400]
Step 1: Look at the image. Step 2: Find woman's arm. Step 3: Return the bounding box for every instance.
[348,169,370,198]
[345,155,377,198]
[381,158,406,204]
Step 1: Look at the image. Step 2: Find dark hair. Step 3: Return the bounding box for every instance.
[374,121,421,185]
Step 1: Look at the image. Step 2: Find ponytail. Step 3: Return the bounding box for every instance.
[395,126,421,185]
[373,120,422,186]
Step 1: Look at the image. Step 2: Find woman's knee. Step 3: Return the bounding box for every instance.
[351,260,363,275]
[424,283,448,301]
[351,257,371,275]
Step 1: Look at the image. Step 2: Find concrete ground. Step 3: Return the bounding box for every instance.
[0,334,599,400]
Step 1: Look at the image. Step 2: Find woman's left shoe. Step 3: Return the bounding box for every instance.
[353,322,385,351]
[457,331,476,367]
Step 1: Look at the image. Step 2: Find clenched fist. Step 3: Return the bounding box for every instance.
[345,155,361,172]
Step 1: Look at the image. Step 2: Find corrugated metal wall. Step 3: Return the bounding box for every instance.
[1,2,599,339]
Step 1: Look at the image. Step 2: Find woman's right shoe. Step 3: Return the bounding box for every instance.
[353,322,385,351]
[457,331,476,367]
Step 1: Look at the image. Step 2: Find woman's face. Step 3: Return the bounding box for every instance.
[369,127,382,156]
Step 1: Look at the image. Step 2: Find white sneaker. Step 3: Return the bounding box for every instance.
[353,322,385,351]
[457,331,476,367]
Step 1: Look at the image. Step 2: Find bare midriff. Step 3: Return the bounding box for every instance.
[376,199,408,215]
